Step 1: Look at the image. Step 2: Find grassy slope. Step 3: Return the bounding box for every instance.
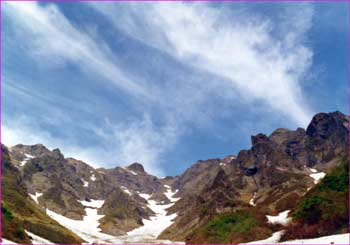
[282,160,349,240]
[1,146,85,244]
[186,208,274,244]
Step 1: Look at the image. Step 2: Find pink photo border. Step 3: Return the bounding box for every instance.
[0,0,349,244]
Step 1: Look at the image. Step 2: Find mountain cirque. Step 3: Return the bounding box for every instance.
[1,111,349,244]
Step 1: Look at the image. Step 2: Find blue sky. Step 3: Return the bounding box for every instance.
[2,1,348,176]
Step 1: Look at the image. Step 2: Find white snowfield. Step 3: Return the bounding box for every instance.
[310,172,326,184]
[307,167,326,184]
[46,199,116,243]
[247,230,285,244]
[25,230,53,244]
[0,230,54,244]
[20,153,34,166]
[29,192,43,204]
[309,168,318,173]
[129,170,138,175]
[82,179,89,187]
[127,186,179,239]
[44,187,183,244]
[123,167,138,175]
[249,192,257,206]
[246,231,350,244]
[78,199,104,208]
[164,186,180,203]
[90,174,96,181]
[266,210,291,226]
[0,238,17,244]
[121,186,132,196]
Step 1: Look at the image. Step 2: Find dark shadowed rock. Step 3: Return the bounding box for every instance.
[127,162,145,172]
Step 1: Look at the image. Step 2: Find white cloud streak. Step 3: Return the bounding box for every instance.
[2,1,175,175]
[91,2,315,126]
[4,1,149,99]
[3,2,316,175]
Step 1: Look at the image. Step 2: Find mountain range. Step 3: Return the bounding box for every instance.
[1,111,349,244]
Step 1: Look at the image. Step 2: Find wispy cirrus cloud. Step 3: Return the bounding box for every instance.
[3,1,318,175]
[3,1,175,175]
[91,2,315,126]
[3,1,149,99]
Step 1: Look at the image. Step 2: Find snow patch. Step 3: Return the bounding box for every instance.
[219,162,226,167]
[25,230,53,244]
[24,153,34,159]
[139,193,151,200]
[246,232,349,244]
[307,167,326,184]
[46,199,111,243]
[19,153,34,167]
[249,192,256,206]
[309,172,326,184]
[29,192,43,204]
[127,186,179,239]
[164,186,180,202]
[123,167,138,175]
[121,186,132,196]
[246,230,285,244]
[0,238,18,244]
[90,174,96,181]
[309,168,317,173]
[280,233,349,244]
[266,210,291,226]
[82,179,89,187]
[79,199,104,209]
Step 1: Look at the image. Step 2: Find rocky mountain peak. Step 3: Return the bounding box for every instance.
[306,111,348,138]
[251,133,274,155]
[126,162,145,172]
[12,143,50,156]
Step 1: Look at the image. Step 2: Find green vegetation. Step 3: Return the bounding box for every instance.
[284,160,349,240]
[318,162,348,192]
[204,211,258,239]
[2,204,14,221]
[188,209,272,244]
[293,161,348,226]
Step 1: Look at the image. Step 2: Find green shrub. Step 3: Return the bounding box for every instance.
[289,160,349,238]
[2,205,13,221]
[204,210,258,240]
[318,162,348,192]
[294,196,330,224]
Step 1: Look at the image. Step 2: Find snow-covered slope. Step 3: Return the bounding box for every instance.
[308,168,326,184]
[44,188,183,244]
[1,231,54,245]
[25,230,54,244]
[246,232,349,244]
[0,238,18,244]
[29,192,43,204]
[46,199,116,244]
[127,186,179,239]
